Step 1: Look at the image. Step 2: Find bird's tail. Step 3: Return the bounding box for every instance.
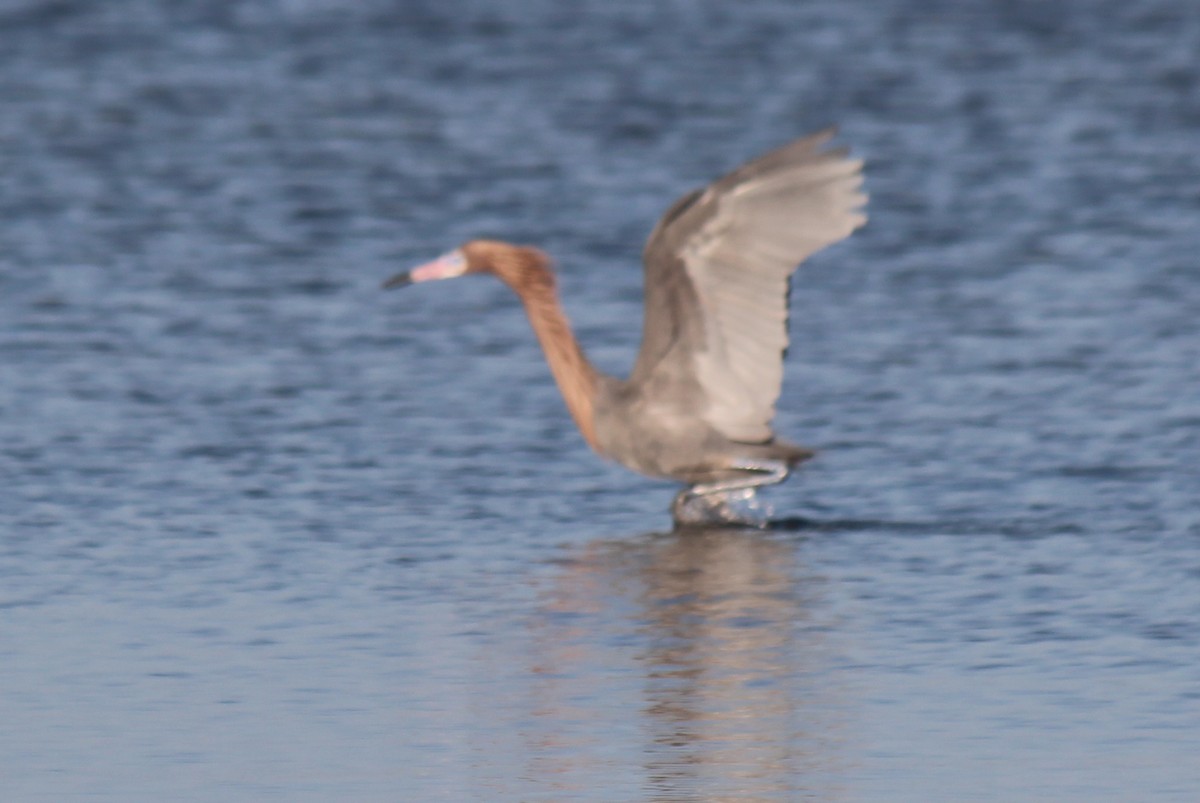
[763,439,816,466]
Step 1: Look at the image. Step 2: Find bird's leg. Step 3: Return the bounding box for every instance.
[670,459,789,525]
[688,458,790,496]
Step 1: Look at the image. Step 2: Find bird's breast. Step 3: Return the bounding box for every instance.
[592,387,724,482]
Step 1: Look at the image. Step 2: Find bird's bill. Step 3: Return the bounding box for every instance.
[382,249,467,289]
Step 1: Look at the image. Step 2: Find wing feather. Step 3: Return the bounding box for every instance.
[631,130,867,442]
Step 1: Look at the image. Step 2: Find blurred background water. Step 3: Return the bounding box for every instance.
[1,0,1198,799]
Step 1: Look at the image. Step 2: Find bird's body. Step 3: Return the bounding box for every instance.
[385,130,866,524]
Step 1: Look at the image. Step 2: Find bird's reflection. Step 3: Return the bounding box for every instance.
[522,526,854,800]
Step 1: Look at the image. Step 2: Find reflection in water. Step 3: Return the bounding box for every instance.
[517,527,856,800]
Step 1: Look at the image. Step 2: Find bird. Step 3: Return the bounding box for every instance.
[384,129,867,525]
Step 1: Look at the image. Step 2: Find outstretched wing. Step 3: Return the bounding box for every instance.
[630,129,867,442]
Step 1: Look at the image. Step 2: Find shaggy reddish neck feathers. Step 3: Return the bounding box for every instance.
[463,241,603,454]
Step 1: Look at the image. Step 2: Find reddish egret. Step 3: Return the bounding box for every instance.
[385,129,866,524]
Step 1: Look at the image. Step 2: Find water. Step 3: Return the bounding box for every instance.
[2,0,1198,799]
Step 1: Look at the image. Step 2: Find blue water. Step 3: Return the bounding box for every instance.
[2,0,1199,799]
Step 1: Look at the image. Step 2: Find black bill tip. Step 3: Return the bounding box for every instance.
[381,272,413,290]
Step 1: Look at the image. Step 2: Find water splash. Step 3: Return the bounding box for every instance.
[671,488,774,528]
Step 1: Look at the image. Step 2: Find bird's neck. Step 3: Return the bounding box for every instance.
[506,264,604,455]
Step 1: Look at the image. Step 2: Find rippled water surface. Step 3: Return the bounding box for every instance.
[2,0,1199,799]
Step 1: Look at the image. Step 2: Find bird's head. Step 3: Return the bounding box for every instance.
[383,240,552,292]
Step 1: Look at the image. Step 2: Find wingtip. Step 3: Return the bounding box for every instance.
[814,124,839,141]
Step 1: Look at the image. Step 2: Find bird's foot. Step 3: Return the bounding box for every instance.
[671,487,774,529]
